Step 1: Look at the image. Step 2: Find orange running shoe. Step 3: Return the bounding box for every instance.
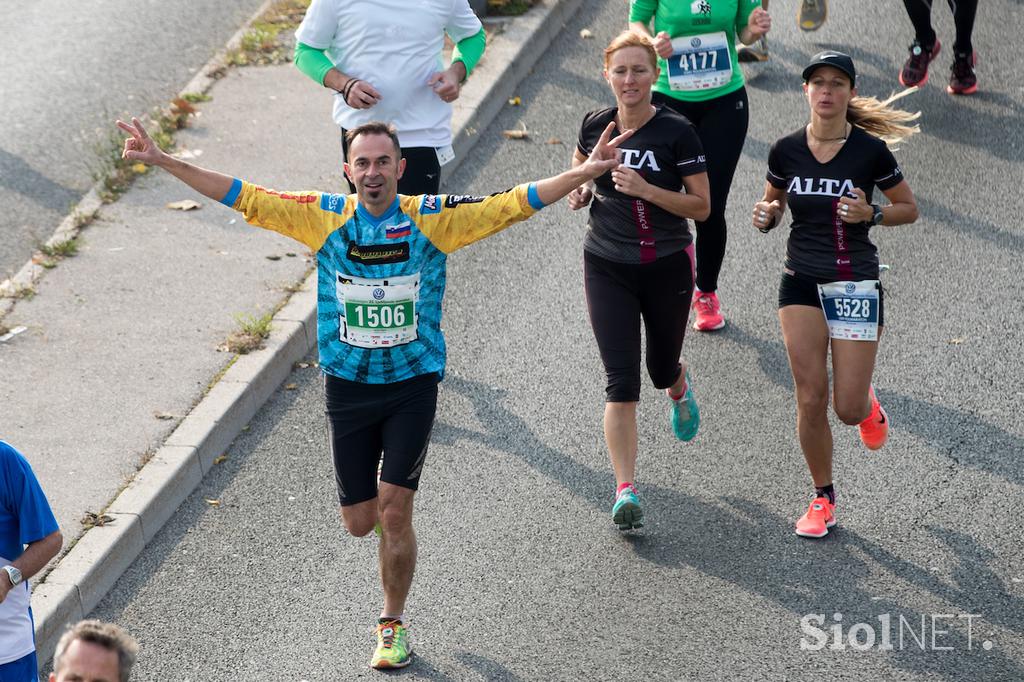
[859,386,889,450]
[795,496,836,538]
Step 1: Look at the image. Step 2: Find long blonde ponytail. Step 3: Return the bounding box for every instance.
[847,87,921,147]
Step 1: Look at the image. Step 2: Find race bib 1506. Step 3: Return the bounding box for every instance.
[337,272,420,348]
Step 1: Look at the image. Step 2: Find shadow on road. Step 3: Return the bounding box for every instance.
[724,323,1024,489]
[437,371,1024,680]
[0,147,79,212]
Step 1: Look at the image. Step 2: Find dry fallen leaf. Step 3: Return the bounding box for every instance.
[508,96,521,106]
[81,511,115,528]
[285,383,298,390]
[171,97,197,115]
[580,28,594,39]
[502,122,530,140]
[205,498,221,507]
[167,199,201,211]
[295,362,311,369]
[154,411,175,420]
[546,137,564,145]
[213,454,228,465]
[948,338,964,345]
[266,255,282,261]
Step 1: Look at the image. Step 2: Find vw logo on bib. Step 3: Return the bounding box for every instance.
[373,287,386,300]
[691,37,702,48]
[845,282,856,294]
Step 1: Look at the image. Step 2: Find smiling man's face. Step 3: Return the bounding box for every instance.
[344,132,406,215]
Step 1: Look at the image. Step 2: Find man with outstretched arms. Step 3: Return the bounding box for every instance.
[117,117,631,670]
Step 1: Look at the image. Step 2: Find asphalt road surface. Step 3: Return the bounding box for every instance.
[86,0,1024,679]
[0,0,268,278]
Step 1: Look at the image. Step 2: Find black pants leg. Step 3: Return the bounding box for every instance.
[584,249,693,402]
[902,0,938,49]
[654,88,749,294]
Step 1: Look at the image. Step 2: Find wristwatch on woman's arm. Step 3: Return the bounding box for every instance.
[870,204,884,226]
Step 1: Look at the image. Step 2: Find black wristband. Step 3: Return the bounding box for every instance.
[341,78,361,105]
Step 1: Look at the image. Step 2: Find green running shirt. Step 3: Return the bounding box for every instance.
[630,0,761,102]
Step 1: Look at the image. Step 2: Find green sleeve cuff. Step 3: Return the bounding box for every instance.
[451,28,486,76]
[294,41,336,86]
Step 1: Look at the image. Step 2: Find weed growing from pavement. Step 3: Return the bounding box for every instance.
[93,107,185,202]
[488,0,540,15]
[40,239,79,259]
[226,0,310,66]
[222,312,274,354]
[181,92,213,103]
[2,283,36,300]
[204,355,240,396]
[72,209,96,229]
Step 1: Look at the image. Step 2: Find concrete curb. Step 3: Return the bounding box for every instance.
[449,0,585,181]
[30,0,584,664]
[0,0,277,321]
[32,271,317,665]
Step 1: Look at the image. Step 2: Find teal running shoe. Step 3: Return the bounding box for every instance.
[670,371,700,441]
[612,485,644,530]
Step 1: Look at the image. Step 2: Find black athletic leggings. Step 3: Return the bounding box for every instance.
[584,248,693,403]
[903,0,979,55]
[652,87,748,294]
[340,128,442,195]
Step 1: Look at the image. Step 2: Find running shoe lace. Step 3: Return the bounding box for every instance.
[694,295,714,314]
[378,622,399,649]
[905,42,930,78]
[951,54,974,80]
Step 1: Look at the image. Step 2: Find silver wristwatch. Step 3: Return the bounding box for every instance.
[2,565,23,587]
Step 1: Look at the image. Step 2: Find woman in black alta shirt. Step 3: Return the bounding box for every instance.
[752,52,919,539]
[569,31,710,532]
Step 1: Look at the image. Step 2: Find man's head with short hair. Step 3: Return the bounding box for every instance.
[344,122,401,159]
[343,121,406,215]
[50,620,138,682]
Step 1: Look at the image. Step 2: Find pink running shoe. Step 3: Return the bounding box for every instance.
[795,496,836,538]
[692,291,725,331]
[859,386,889,451]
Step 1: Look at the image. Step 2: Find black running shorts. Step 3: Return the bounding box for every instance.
[778,271,885,327]
[324,371,439,506]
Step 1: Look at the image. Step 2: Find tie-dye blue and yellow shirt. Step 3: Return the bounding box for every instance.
[221,180,545,384]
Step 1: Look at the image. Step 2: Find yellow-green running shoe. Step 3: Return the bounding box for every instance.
[370,619,412,669]
[798,0,828,32]
[669,371,700,441]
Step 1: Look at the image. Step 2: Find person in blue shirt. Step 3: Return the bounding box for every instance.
[0,441,62,682]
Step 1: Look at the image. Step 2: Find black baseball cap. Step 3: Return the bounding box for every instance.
[802,51,856,86]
